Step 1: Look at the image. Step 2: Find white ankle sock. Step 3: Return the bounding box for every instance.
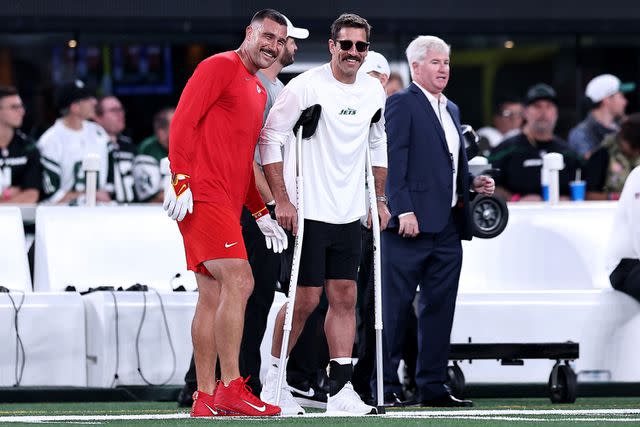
[330,357,353,365]
[270,355,281,368]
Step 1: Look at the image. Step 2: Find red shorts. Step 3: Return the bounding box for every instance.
[177,202,247,277]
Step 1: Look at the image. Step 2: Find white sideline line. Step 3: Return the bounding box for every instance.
[2,409,640,423]
[569,418,640,423]
[395,409,640,416]
[0,413,189,423]
[409,416,640,422]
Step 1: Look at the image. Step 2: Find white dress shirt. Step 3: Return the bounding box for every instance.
[414,82,460,207]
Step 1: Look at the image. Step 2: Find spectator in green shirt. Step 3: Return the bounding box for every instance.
[132,107,174,202]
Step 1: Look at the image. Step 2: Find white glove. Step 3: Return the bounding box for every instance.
[256,215,288,253]
[163,173,193,221]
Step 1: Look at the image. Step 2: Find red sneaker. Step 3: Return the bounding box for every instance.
[190,390,220,417]
[214,377,281,416]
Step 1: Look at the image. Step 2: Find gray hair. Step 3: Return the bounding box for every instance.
[405,36,450,76]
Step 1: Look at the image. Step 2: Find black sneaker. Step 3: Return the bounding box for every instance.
[177,382,196,408]
[383,392,406,407]
[367,392,416,407]
[289,380,328,409]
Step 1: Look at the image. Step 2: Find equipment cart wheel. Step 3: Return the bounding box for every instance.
[548,363,577,403]
[447,363,466,397]
[470,195,509,239]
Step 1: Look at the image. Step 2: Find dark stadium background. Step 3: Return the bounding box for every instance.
[1,0,638,144]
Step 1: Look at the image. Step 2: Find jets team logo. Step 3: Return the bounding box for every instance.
[339,107,356,115]
[256,84,262,94]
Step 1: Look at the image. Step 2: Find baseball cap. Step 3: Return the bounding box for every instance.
[56,79,94,111]
[585,74,636,103]
[283,15,308,39]
[524,83,557,106]
[360,51,390,77]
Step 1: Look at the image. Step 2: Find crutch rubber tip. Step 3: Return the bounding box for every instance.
[376,406,386,414]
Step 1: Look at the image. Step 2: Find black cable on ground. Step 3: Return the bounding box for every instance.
[109,290,120,388]
[135,288,176,386]
[1,287,26,386]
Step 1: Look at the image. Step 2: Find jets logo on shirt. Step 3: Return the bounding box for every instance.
[339,108,356,115]
[256,84,262,94]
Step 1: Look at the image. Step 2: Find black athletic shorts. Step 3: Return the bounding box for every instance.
[297,219,361,287]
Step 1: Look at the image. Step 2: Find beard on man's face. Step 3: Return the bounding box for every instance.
[279,49,294,68]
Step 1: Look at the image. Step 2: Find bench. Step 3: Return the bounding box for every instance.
[33,206,198,387]
[0,207,85,387]
[449,202,640,398]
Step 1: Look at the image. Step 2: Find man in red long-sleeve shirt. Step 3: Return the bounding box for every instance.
[163,9,288,417]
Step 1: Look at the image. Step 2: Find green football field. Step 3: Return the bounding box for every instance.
[2,398,640,426]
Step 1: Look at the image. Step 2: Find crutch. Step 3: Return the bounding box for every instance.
[366,109,385,413]
[275,104,322,405]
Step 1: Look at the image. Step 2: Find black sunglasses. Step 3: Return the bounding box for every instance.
[335,39,370,52]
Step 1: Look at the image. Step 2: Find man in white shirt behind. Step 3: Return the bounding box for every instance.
[38,80,110,204]
[259,13,390,415]
[606,165,640,303]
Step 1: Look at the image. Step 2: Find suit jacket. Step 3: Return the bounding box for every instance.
[385,82,473,240]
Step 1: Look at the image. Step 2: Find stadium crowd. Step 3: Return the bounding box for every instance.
[1,70,637,208]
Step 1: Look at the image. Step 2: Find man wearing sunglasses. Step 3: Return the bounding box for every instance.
[259,13,389,415]
[477,96,524,156]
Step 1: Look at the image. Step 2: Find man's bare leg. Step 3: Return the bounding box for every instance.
[203,258,255,385]
[324,279,357,357]
[192,272,221,394]
[323,279,376,414]
[270,286,323,358]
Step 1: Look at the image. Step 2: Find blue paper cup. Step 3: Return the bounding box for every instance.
[570,180,586,201]
[542,185,549,201]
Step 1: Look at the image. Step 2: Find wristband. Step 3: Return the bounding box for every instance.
[252,206,269,219]
[266,203,276,218]
[171,173,190,197]
[376,195,388,204]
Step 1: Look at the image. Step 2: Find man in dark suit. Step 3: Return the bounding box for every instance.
[381,35,494,407]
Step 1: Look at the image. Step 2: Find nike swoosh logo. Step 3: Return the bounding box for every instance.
[289,386,315,397]
[225,242,238,248]
[203,402,218,415]
[242,400,266,412]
